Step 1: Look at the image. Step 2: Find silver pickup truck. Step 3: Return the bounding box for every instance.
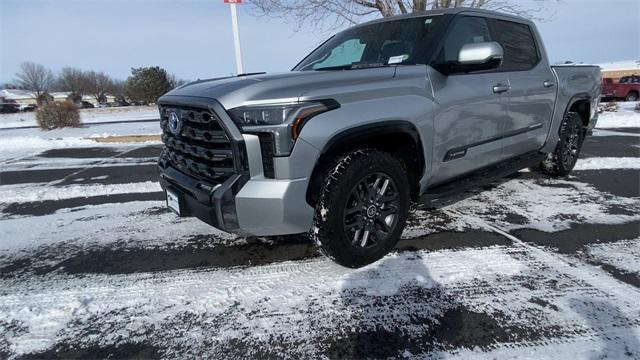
[158,8,601,267]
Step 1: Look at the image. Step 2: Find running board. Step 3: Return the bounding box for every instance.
[419,152,546,209]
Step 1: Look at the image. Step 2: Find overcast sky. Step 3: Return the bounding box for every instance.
[1,0,638,84]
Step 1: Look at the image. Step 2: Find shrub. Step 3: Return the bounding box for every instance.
[36,101,81,130]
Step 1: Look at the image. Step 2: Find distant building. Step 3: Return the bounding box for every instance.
[598,60,640,80]
[0,89,38,106]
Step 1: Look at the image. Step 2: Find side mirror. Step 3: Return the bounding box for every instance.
[458,41,503,67]
[433,41,503,75]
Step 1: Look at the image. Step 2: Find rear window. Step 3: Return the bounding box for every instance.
[621,76,640,84]
[492,20,539,71]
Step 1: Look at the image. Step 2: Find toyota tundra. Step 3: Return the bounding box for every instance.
[158,8,601,267]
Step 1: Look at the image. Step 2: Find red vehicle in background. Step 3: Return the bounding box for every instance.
[602,75,640,101]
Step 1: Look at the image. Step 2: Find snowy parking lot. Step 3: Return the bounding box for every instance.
[0,104,639,359]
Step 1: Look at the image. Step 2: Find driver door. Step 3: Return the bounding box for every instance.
[428,16,510,185]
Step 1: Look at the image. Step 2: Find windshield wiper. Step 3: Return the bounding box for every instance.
[313,63,389,71]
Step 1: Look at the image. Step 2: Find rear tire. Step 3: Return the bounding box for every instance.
[538,112,584,177]
[625,92,639,102]
[310,149,410,268]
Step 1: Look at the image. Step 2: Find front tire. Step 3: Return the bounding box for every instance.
[538,112,584,177]
[626,92,639,102]
[310,149,410,268]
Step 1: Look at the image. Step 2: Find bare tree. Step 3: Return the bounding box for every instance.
[57,67,87,103]
[109,79,129,106]
[84,71,113,104]
[14,62,55,104]
[168,73,188,89]
[249,0,557,31]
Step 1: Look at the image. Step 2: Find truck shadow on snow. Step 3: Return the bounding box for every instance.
[325,254,545,357]
[324,253,640,358]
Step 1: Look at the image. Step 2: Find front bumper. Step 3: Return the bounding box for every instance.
[157,95,315,237]
[159,163,314,236]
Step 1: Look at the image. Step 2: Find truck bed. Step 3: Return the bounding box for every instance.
[551,64,601,130]
[538,64,602,154]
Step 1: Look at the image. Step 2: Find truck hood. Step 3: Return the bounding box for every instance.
[161,68,397,110]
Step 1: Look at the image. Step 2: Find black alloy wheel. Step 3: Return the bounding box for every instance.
[343,173,400,249]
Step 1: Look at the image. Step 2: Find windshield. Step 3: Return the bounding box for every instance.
[294,16,447,71]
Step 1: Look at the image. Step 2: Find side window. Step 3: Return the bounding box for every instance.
[438,16,492,63]
[312,39,366,69]
[492,20,539,71]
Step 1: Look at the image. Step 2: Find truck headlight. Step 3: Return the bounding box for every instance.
[228,100,339,156]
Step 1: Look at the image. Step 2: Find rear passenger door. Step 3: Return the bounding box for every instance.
[490,19,556,157]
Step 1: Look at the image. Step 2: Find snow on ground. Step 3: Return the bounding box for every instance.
[574,157,640,170]
[1,244,638,358]
[0,201,236,252]
[596,101,640,128]
[1,156,157,172]
[447,177,640,232]
[592,128,640,137]
[0,121,161,162]
[0,136,96,162]
[0,181,161,203]
[584,239,640,275]
[0,106,159,129]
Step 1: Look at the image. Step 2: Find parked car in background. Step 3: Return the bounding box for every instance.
[80,101,95,109]
[602,75,640,102]
[601,78,616,99]
[0,99,20,113]
[19,104,37,112]
[618,75,640,101]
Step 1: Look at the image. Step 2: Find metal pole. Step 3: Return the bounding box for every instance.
[229,3,244,75]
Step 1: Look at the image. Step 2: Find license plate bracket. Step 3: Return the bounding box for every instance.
[166,189,181,215]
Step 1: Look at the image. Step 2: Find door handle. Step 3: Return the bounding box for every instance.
[543,80,555,88]
[492,84,510,94]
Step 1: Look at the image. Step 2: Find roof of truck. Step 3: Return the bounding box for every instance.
[354,7,532,28]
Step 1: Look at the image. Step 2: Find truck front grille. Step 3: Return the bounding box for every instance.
[160,106,236,182]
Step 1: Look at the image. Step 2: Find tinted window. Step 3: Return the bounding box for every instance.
[492,20,539,71]
[620,77,629,84]
[438,16,492,63]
